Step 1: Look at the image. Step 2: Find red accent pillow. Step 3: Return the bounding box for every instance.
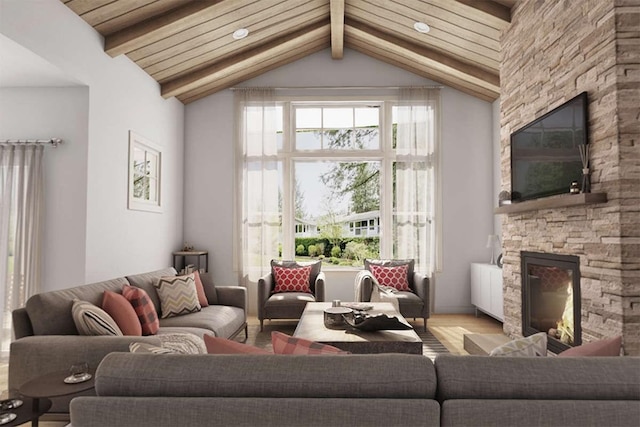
[369,264,410,291]
[558,336,622,357]
[122,285,160,335]
[272,265,312,293]
[102,290,142,336]
[192,271,209,307]
[204,334,271,354]
[271,331,349,355]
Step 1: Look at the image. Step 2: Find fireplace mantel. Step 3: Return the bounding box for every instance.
[494,193,607,214]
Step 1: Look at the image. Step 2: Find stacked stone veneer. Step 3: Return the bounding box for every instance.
[500,0,640,355]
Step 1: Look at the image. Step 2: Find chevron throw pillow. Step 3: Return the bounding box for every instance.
[154,274,202,319]
[489,332,548,357]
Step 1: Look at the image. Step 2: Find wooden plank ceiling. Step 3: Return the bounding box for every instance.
[62,0,516,104]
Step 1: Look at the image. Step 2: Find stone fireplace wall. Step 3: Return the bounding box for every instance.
[500,0,640,355]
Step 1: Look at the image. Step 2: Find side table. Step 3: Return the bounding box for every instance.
[173,250,208,273]
[0,398,51,427]
[19,370,95,427]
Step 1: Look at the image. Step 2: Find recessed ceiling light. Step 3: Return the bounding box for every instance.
[413,22,430,33]
[232,28,249,40]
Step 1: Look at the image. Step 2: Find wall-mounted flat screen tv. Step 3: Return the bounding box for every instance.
[510,92,588,202]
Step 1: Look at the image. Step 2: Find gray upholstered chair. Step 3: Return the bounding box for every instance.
[355,259,430,331]
[257,260,325,331]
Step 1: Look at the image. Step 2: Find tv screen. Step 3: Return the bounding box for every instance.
[510,92,588,202]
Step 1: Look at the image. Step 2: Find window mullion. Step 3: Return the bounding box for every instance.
[281,102,294,259]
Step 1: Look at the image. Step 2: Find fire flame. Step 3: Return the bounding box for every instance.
[556,284,574,344]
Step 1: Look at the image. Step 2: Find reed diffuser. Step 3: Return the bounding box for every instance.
[578,144,590,193]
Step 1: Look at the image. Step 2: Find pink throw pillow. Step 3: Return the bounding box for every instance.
[558,336,622,357]
[102,290,142,336]
[272,265,312,293]
[271,331,349,355]
[369,264,410,291]
[122,285,160,335]
[192,271,209,307]
[204,334,271,354]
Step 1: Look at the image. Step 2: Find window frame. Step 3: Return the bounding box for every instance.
[276,97,421,264]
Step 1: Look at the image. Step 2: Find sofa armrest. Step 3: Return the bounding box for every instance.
[257,272,273,321]
[413,272,430,318]
[215,286,247,311]
[356,273,374,302]
[12,308,33,339]
[8,335,161,393]
[315,272,326,302]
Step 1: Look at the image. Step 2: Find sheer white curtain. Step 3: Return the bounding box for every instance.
[235,88,280,284]
[394,88,441,275]
[0,144,45,357]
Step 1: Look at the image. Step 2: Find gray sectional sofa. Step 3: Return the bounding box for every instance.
[9,267,247,414]
[70,352,640,427]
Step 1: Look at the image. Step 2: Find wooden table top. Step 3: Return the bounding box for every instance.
[294,302,422,345]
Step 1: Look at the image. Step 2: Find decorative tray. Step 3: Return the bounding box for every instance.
[344,313,413,332]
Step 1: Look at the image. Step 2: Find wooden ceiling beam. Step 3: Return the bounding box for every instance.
[330,0,345,59]
[162,22,331,99]
[104,1,226,57]
[178,39,330,103]
[346,19,499,86]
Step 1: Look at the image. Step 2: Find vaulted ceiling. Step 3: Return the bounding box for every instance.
[62,0,516,104]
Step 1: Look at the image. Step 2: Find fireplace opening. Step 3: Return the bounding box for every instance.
[521,251,581,353]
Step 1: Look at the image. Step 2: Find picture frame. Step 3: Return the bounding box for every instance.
[128,131,162,213]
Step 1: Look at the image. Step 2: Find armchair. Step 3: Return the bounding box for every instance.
[258,260,325,331]
[355,259,430,331]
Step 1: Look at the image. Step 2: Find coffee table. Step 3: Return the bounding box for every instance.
[19,370,95,427]
[293,302,423,354]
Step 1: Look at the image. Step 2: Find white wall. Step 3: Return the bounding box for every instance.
[0,87,89,291]
[492,99,502,238]
[185,48,495,315]
[0,0,185,284]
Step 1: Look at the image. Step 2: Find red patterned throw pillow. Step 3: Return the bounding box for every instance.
[204,335,271,355]
[369,264,410,291]
[271,331,349,355]
[273,265,312,293]
[122,285,160,335]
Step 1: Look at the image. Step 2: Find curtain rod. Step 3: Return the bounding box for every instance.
[0,138,62,147]
[230,85,443,90]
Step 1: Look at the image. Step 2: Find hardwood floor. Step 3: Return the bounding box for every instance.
[0,313,503,426]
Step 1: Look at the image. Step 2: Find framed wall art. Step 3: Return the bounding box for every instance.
[128,131,162,212]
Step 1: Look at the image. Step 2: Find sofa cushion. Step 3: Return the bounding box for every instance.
[71,299,123,336]
[102,291,142,336]
[122,285,160,335]
[271,331,348,355]
[159,305,245,339]
[25,277,129,335]
[154,275,201,319]
[125,267,177,313]
[489,332,547,357]
[271,260,321,293]
[272,265,312,293]
[204,335,270,354]
[558,335,622,357]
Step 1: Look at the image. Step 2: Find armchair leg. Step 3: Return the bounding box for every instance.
[423,318,427,332]
[260,319,264,332]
